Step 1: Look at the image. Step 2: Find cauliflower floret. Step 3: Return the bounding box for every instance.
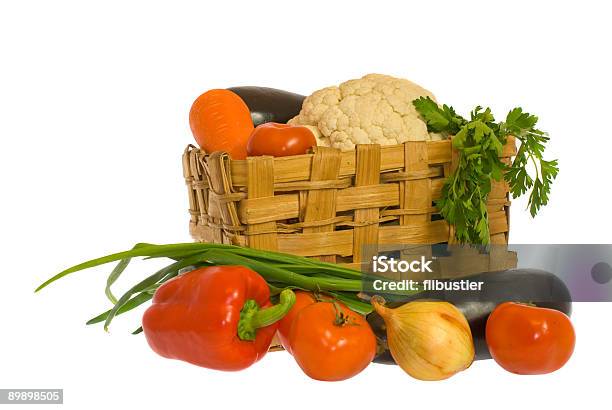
[289,74,438,150]
[301,125,330,147]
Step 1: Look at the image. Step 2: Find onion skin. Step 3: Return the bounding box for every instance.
[371,297,475,381]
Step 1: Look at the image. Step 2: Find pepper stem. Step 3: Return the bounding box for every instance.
[237,289,296,341]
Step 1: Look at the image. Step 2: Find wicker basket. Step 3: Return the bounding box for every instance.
[183,137,517,274]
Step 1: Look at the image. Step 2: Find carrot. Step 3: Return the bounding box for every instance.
[189,89,254,159]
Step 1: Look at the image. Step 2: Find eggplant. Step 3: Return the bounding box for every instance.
[227,86,305,127]
[367,269,572,364]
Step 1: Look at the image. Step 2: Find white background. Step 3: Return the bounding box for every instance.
[1,0,611,409]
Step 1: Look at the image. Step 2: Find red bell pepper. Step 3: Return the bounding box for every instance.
[142,265,295,371]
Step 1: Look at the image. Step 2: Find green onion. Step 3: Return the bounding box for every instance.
[105,257,132,305]
[37,242,423,332]
[87,291,153,325]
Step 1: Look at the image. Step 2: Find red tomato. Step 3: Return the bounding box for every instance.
[289,301,376,381]
[486,302,575,375]
[246,122,316,157]
[277,291,316,354]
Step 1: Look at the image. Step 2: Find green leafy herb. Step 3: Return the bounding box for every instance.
[500,108,559,216]
[413,97,465,134]
[413,97,558,244]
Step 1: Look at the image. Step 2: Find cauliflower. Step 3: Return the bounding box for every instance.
[301,125,330,147]
[289,74,440,150]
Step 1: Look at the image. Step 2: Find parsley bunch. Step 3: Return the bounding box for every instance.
[413,97,558,245]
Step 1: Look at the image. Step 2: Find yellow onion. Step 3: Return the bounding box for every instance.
[371,297,475,381]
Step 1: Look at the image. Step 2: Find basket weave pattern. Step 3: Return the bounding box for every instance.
[183,138,516,270]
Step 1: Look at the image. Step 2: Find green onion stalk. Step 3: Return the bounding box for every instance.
[37,242,420,332]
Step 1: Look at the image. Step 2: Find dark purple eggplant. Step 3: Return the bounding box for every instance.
[227,86,305,127]
[367,269,572,364]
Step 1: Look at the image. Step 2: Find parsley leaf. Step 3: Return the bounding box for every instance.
[500,108,559,217]
[413,96,465,134]
[413,99,558,244]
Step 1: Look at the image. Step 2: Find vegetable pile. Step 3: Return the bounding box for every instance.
[37,74,571,381]
[38,243,575,380]
[187,73,558,245]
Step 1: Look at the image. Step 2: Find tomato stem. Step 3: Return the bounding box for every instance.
[331,300,358,327]
[237,289,296,341]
